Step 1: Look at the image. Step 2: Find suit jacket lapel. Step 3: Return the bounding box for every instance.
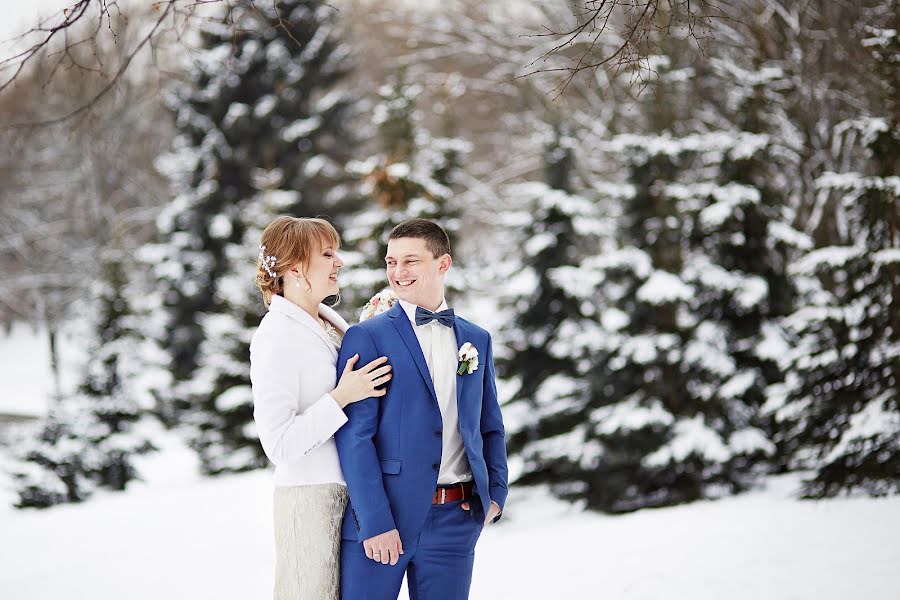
[388,303,439,405]
[452,318,470,412]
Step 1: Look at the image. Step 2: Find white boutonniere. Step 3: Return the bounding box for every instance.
[457,342,479,375]
[359,288,399,322]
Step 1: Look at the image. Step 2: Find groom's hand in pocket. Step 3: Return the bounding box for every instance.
[364,529,403,566]
[462,500,502,526]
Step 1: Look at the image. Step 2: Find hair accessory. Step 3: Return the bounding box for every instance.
[258,244,277,278]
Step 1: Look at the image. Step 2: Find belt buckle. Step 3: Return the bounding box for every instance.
[440,488,447,503]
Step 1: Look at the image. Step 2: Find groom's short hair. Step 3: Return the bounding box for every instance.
[389,219,451,258]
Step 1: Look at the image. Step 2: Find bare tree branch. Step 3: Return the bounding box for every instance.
[0,0,227,128]
[0,0,737,122]
[517,0,736,97]
[5,4,175,129]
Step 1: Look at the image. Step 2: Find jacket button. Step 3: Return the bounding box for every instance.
[432,463,440,470]
[433,430,442,437]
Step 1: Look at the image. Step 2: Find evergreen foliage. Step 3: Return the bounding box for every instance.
[341,68,468,314]
[14,254,153,508]
[768,12,900,497]
[146,0,358,473]
[508,120,802,511]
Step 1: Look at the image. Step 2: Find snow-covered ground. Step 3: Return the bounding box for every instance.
[1,427,898,600]
[0,322,66,417]
[1,310,897,599]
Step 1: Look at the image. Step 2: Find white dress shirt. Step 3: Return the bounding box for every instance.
[250,295,349,487]
[398,299,473,484]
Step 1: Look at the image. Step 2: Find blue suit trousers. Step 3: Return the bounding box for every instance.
[341,500,485,600]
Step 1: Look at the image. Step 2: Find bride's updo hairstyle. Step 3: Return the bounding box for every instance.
[256,216,340,307]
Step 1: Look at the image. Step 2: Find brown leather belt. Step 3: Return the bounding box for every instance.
[432,481,474,505]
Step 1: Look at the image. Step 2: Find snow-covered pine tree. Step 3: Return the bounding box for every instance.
[514,121,803,511]
[14,252,153,508]
[13,408,92,508]
[506,28,817,510]
[147,0,359,473]
[341,68,468,313]
[497,122,611,491]
[680,53,809,482]
[768,11,900,498]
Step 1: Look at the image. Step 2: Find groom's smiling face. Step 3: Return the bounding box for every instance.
[385,236,451,310]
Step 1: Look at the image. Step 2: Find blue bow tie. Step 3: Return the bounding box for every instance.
[415,306,456,328]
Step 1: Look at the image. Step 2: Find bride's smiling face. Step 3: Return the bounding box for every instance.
[292,241,343,301]
[385,236,451,309]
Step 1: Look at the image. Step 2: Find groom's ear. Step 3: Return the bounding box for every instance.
[437,253,452,274]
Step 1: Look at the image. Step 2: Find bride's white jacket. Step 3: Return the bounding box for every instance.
[250,294,350,487]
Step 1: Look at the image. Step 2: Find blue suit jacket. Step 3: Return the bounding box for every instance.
[334,302,508,546]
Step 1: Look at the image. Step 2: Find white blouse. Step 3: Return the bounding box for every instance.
[250,295,350,487]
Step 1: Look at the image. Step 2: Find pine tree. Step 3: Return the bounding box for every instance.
[341,68,468,314]
[497,122,612,495]
[684,53,808,479]
[510,121,806,511]
[14,252,153,508]
[13,409,94,509]
[146,0,360,473]
[769,11,900,497]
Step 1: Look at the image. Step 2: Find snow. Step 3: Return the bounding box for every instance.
[645,415,732,466]
[591,397,675,434]
[790,245,865,275]
[533,374,579,406]
[824,392,900,464]
[503,266,539,297]
[281,116,323,142]
[816,171,900,196]
[222,102,250,128]
[834,116,890,145]
[0,324,51,416]
[607,132,769,162]
[547,319,607,359]
[637,270,693,304]
[548,264,603,299]
[729,427,776,456]
[618,333,678,365]
[768,220,813,250]
[2,441,897,600]
[685,257,768,309]
[208,213,233,239]
[875,248,900,265]
[214,385,253,412]
[253,95,278,118]
[0,321,87,417]
[719,370,758,399]
[524,231,555,256]
[522,425,591,463]
[600,307,630,331]
[589,248,654,279]
[593,181,636,199]
[862,29,898,48]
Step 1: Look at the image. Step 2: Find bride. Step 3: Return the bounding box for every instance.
[250,216,392,599]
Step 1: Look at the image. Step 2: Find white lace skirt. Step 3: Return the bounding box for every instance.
[273,483,349,600]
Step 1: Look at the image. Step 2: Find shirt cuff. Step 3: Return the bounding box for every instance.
[490,500,502,524]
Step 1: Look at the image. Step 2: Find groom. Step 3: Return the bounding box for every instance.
[335,218,508,600]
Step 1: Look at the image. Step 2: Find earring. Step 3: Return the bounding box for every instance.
[295,279,302,289]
